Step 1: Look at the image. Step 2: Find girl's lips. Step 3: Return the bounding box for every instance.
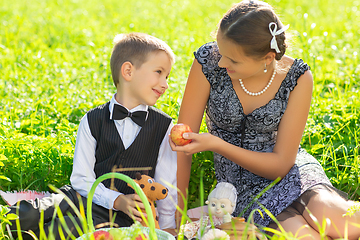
[226,68,235,73]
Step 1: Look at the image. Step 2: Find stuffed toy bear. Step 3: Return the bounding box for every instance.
[128,172,168,229]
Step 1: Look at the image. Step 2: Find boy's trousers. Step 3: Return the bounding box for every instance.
[7,185,134,240]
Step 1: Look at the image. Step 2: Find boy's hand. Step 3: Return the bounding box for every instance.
[113,194,146,222]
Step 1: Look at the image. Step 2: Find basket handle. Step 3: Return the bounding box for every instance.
[86,172,157,239]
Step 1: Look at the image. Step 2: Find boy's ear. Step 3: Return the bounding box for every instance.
[121,61,134,81]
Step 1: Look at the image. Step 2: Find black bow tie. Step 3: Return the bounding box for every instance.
[112,104,148,127]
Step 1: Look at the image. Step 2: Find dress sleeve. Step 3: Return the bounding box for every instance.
[193,42,222,86]
[286,59,311,92]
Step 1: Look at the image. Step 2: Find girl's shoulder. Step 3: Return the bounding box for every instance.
[195,41,218,53]
[278,55,295,69]
[194,42,221,71]
[278,56,309,72]
[278,56,311,91]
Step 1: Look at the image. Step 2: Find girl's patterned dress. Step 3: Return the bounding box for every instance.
[194,42,344,227]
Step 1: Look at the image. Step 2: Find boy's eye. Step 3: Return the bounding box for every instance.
[211,203,216,207]
[221,204,225,208]
[156,70,162,74]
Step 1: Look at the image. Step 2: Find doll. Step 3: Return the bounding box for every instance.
[180,182,237,239]
[205,182,237,223]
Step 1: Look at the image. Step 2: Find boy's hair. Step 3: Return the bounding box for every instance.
[219,0,287,60]
[110,32,175,87]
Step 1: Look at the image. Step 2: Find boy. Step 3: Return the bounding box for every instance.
[8,32,177,239]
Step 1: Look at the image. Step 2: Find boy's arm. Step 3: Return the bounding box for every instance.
[70,114,122,209]
[154,122,177,229]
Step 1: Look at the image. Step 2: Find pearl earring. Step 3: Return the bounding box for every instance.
[264,63,267,73]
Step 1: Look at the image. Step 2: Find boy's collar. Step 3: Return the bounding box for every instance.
[109,94,148,119]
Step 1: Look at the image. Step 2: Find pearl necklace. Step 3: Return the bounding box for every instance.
[239,66,277,96]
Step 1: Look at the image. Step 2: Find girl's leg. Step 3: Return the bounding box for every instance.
[304,189,360,240]
[275,214,331,240]
[268,204,330,240]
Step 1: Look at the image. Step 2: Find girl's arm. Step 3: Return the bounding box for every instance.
[175,59,210,220]
[172,69,314,180]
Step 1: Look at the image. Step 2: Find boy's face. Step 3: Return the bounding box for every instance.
[128,51,172,106]
[208,197,233,218]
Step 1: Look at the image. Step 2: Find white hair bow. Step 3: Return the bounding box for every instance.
[269,22,289,53]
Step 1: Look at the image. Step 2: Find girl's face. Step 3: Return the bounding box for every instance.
[216,31,265,81]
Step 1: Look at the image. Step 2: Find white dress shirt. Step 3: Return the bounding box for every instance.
[70,94,177,229]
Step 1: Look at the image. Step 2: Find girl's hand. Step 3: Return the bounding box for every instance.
[113,194,146,222]
[169,132,218,155]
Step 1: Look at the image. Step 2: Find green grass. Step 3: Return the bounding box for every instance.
[0,0,359,238]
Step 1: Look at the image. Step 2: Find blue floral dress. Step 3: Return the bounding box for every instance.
[194,42,338,227]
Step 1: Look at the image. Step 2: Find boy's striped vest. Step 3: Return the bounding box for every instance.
[87,102,172,194]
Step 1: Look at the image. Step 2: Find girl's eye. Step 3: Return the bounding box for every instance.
[221,204,225,208]
[156,70,162,74]
[212,203,216,207]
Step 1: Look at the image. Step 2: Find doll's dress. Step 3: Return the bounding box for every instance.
[194,42,346,227]
[179,215,224,239]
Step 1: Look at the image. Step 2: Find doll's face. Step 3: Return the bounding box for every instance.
[208,198,233,218]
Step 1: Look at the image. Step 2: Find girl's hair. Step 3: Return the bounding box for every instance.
[219,0,287,60]
[110,32,175,87]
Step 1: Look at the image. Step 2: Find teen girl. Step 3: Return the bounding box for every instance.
[171,1,360,239]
